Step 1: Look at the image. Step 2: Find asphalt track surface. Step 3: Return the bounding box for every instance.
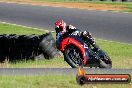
[0,68,132,75]
[0,2,132,43]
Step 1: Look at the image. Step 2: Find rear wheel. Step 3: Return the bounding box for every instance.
[64,45,83,68]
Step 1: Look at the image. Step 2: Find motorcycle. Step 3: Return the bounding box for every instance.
[57,29,112,68]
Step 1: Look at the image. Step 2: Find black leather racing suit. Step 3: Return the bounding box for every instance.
[65,25,99,51]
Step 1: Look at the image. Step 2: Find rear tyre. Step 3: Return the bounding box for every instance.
[64,45,83,68]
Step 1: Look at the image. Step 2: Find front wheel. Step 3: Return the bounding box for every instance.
[99,56,112,68]
[64,45,83,68]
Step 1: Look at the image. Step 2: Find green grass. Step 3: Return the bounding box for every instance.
[0,23,44,35]
[8,58,69,68]
[0,75,131,88]
[96,39,132,69]
[90,1,132,12]
[0,22,132,68]
[32,0,132,12]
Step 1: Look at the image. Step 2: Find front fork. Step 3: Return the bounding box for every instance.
[84,48,100,66]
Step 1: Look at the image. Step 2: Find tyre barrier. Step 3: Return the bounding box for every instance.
[0,32,60,62]
[39,32,60,59]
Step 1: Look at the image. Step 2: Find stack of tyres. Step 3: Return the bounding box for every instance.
[38,34,49,59]
[0,35,4,62]
[11,34,40,60]
[8,34,19,60]
[39,32,60,59]
[15,35,23,60]
[17,34,41,60]
[0,33,59,61]
[18,35,30,59]
[24,35,33,59]
[0,34,9,62]
[16,35,24,59]
[32,35,41,57]
[25,34,39,59]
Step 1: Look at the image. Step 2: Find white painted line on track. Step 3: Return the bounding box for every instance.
[96,38,132,45]
[0,21,50,32]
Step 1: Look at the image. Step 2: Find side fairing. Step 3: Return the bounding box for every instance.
[60,36,88,65]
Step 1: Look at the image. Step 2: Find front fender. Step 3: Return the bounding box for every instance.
[60,36,88,65]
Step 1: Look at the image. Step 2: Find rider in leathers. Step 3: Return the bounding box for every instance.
[55,20,100,52]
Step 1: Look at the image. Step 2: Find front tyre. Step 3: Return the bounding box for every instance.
[99,56,112,68]
[64,45,83,68]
